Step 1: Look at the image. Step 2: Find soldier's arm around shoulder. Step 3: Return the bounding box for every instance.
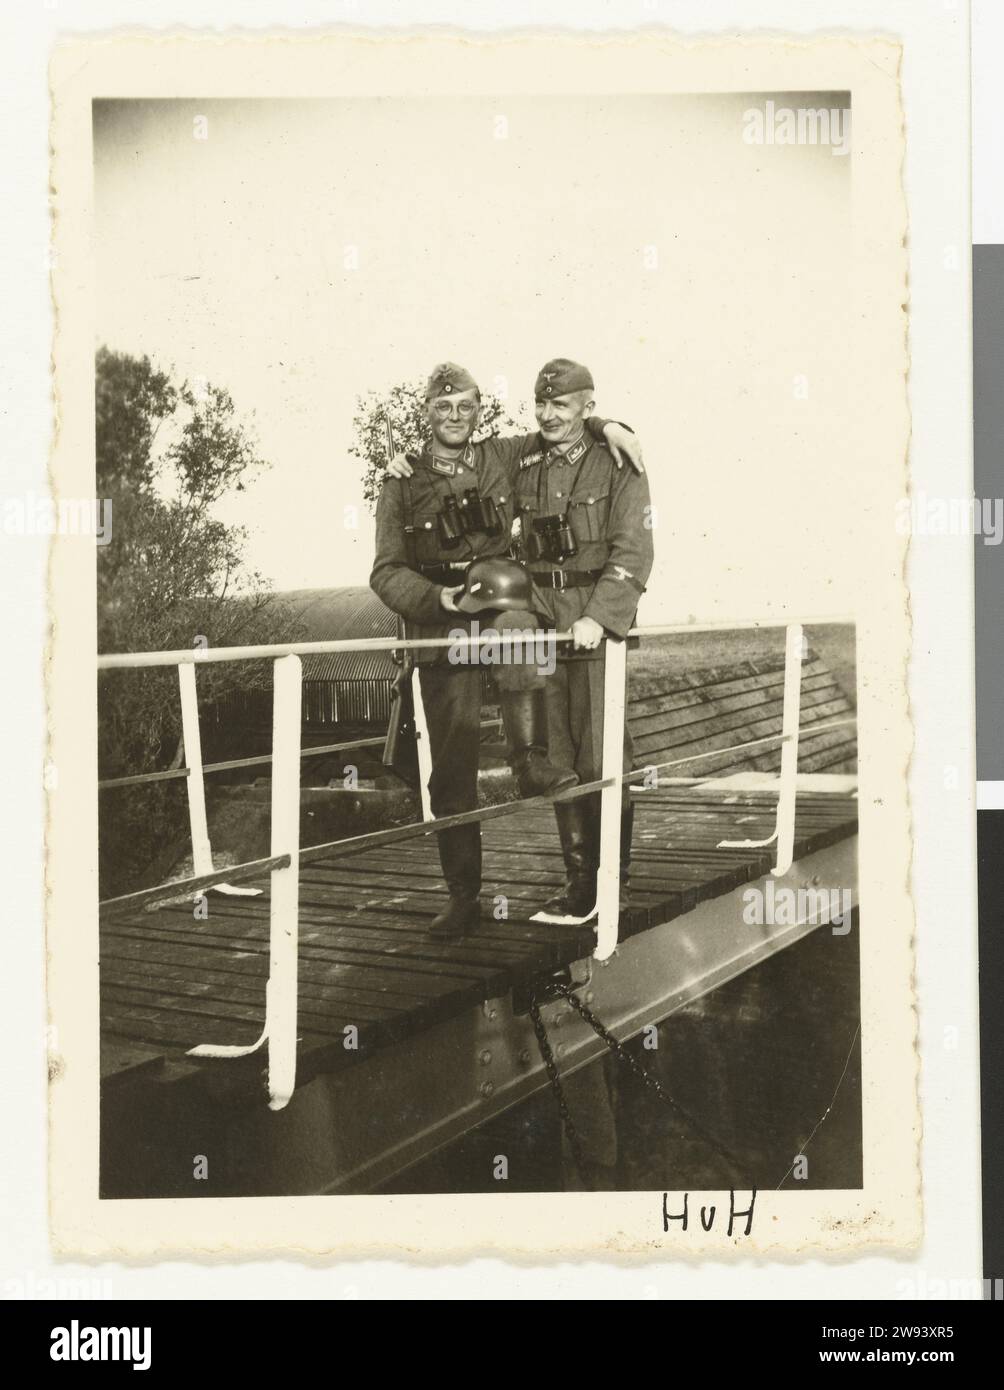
[485,430,543,488]
[583,458,655,639]
[369,475,445,626]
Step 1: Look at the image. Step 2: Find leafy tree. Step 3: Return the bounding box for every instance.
[96,347,304,894]
[349,378,524,508]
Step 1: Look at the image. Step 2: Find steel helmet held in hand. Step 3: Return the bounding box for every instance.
[455,558,533,613]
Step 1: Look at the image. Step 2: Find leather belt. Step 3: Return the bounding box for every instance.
[419,561,472,584]
[529,567,605,591]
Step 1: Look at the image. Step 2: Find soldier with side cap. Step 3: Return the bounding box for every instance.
[511,357,654,924]
[371,362,645,939]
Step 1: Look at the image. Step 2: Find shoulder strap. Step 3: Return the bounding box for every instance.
[400,474,418,569]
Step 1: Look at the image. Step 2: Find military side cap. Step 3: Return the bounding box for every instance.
[425,362,480,400]
[534,358,595,398]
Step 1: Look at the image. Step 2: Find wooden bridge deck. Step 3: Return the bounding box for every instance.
[100,786,859,1101]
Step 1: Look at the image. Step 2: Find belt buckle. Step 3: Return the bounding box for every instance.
[553,569,567,592]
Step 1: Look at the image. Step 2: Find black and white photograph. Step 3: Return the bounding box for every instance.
[43,30,919,1259]
[91,91,864,1204]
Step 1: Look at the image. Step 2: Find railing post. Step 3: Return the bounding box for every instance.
[177,662,213,878]
[771,622,803,877]
[411,666,434,823]
[595,637,627,961]
[715,621,805,869]
[264,653,303,1110]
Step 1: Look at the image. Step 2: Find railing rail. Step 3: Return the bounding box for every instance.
[98,722,503,790]
[95,616,850,669]
[96,616,854,1109]
[97,715,857,918]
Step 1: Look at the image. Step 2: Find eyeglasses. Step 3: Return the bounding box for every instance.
[433,399,477,419]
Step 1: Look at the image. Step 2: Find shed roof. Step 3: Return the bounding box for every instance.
[278,587,398,683]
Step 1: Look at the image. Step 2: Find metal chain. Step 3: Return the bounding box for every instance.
[553,983,747,1181]
[527,995,591,1189]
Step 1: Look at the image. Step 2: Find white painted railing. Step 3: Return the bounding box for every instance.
[716,622,803,877]
[97,617,853,1108]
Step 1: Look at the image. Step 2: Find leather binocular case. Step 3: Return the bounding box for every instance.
[437,489,502,548]
[526,512,579,564]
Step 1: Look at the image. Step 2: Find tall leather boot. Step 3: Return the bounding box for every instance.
[500,689,579,798]
[619,800,635,910]
[429,823,482,939]
[532,796,600,924]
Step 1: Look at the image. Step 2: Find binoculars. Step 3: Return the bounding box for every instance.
[437,489,502,548]
[525,511,579,564]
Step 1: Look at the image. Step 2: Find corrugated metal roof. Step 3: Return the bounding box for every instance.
[278,587,399,683]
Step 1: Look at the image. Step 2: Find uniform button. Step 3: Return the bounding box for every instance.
[588,496,595,503]
[424,522,432,529]
[556,491,563,499]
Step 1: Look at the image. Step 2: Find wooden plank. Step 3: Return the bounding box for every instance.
[151,880,588,955]
[627,671,842,731]
[627,655,832,704]
[632,699,851,760]
[100,786,858,1094]
[101,957,408,1024]
[293,860,694,918]
[101,977,434,1044]
[798,741,859,772]
[628,686,851,745]
[305,846,775,889]
[116,901,569,968]
[101,1003,340,1056]
[103,923,511,1000]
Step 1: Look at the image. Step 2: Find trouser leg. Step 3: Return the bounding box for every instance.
[565,651,636,899]
[529,662,596,922]
[564,649,635,870]
[418,665,483,938]
[556,648,633,788]
[418,664,482,819]
[535,647,634,922]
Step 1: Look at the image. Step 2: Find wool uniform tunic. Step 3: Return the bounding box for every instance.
[370,436,517,662]
[512,432,654,785]
[369,422,614,816]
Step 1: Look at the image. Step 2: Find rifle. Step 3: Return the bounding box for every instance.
[383,411,397,473]
[382,665,420,788]
[380,408,421,788]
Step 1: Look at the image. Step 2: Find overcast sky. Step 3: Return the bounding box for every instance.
[94,94,849,617]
